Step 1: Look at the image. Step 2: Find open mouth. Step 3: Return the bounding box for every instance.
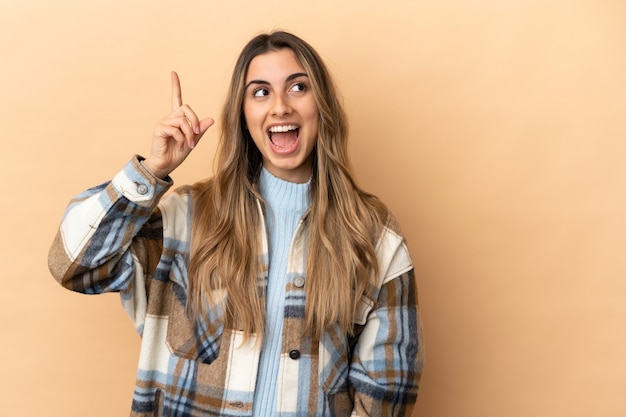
[268,124,300,151]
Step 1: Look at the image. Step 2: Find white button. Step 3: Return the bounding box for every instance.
[136,183,149,195]
[293,276,305,288]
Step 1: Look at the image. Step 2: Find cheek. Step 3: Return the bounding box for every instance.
[243,109,265,145]
[309,111,321,136]
[305,100,321,126]
[242,101,258,122]
[244,108,266,133]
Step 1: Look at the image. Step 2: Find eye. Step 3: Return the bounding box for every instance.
[252,87,269,97]
[290,82,307,93]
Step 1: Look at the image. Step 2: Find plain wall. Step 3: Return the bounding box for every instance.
[1,1,625,416]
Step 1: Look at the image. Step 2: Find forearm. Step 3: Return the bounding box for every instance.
[48,156,171,293]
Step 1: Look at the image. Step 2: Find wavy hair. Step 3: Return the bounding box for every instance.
[188,31,388,340]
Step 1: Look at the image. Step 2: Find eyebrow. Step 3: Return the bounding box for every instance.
[245,72,309,90]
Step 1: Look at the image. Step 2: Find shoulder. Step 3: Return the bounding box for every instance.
[375,210,413,285]
[356,190,413,284]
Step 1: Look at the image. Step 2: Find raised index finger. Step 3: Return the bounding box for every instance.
[171,71,183,111]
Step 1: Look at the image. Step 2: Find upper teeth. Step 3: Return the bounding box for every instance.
[269,125,298,133]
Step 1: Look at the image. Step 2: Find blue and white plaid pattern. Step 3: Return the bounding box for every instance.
[49,156,424,416]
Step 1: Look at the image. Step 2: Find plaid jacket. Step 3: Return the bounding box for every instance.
[48,157,424,417]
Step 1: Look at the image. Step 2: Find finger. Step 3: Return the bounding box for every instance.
[171,116,195,139]
[179,104,201,135]
[168,116,197,150]
[171,71,183,111]
[160,113,196,149]
[190,117,215,149]
[157,124,188,151]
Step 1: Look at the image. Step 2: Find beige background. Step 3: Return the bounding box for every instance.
[1,0,625,416]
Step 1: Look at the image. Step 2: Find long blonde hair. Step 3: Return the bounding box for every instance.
[188,31,388,340]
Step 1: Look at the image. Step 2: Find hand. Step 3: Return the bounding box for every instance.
[143,71,214,179]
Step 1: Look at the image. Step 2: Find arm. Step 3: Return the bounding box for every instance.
[49,71,212,290]
[48,72,214,328]
[48,156,172,294]
[349,268,424,416]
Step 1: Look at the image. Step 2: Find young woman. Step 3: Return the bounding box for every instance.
[49,31,424,417]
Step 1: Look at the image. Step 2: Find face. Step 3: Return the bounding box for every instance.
[243,48,320,183]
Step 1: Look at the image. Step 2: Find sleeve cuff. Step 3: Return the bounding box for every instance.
[111,155,173,207]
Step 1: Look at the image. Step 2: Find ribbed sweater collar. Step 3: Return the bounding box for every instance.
[258,167,311,212]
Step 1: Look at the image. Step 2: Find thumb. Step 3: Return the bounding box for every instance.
[191,117,215,148]
[198,117,215,135]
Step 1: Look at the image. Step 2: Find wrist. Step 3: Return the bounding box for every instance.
[142,158,170,180]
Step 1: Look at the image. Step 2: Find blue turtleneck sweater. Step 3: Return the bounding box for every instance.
[252,167,311,416]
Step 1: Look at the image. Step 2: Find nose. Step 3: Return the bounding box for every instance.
[271,93,292,117]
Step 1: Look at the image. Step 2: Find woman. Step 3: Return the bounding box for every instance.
[49,31,424,417]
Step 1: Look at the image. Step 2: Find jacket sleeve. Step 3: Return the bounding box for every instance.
[48,156,172,308]
[349,226,425,416]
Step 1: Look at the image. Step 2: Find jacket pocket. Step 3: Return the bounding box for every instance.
[165,281,224,364]
[320,294,374,395]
